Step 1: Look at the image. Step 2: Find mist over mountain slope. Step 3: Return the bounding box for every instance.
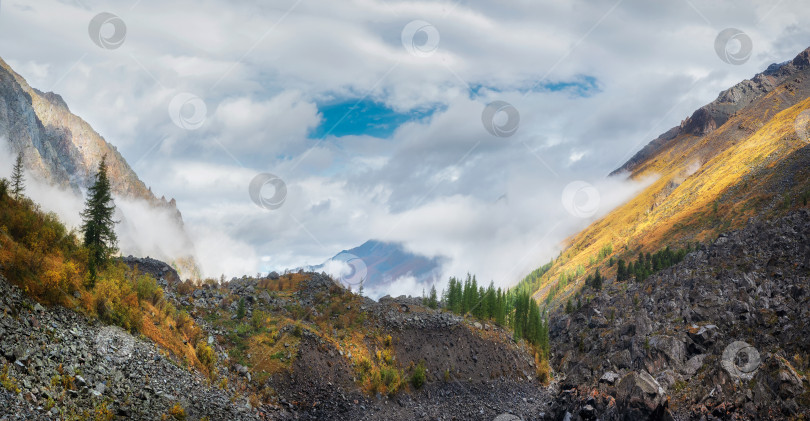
[524,46,810,308]
[0,56,198,276]
[522,46,810,421]
[0,57,166,205]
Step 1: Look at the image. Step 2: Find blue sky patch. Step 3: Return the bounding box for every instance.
[312,99,438,139]
[470,74,601,99]
[530,74,600,97]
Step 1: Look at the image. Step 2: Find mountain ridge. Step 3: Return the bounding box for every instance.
[524,46,810,310]
[0,57,149,200]
[307,239,444,297]
[611,46,810,177]
[0,56,198,276]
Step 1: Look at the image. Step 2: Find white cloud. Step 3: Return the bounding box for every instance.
[2,0,809,295]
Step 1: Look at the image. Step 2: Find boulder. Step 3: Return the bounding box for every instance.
[616,370,668,419]
[599,371,620,385]
[649,334,686,368]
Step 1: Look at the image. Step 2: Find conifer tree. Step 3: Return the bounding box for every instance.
[427,284,438,309]
[0,178,8,200]
[80,157,118,286]
[591,268,603,290]
[527,300,541,344]
[11,152,24,199]
[617,259,627,282]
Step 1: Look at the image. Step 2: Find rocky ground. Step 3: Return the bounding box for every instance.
[181,273,555,420]
[1,259,555,420]
[549,210,810,420]
[4,211,809,419]
[0,273,259,420]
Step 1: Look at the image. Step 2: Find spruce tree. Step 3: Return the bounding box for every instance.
[0,178,8,200]
[11,152,24,199]
[80,157,119,286]
[527,300,540,344]
[428,284,438,309]
[592,268,603,290]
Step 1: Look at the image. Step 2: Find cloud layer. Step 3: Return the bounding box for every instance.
[2,0,809,296]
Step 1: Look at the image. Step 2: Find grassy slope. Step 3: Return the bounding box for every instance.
[531,88,810,310]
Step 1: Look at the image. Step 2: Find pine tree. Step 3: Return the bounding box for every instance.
[0,178,8,200]
[617,259,626,282]
[485,282,497,320]
[512,291,531,340]
[495,288,506,326]
[11,152,24,199]
[427,284,438,309]
[527,300,540,344]
[237,297,246,319]
[592,268,603,290]
[80,157,119,286]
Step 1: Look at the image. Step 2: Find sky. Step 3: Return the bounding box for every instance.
[1,0,809,297]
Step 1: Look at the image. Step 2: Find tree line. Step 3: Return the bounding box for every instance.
[434,274,549,356]
[615,245,692,283]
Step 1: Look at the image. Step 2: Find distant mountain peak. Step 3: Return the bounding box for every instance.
[308,239,445,298]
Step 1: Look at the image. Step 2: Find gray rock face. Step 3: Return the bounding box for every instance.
[0,58,176,207]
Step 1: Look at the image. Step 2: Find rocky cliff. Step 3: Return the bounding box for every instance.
[0,57,175,208]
